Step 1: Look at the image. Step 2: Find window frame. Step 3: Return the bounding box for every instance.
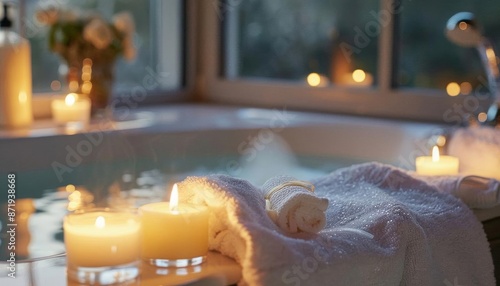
[197,0,494,123]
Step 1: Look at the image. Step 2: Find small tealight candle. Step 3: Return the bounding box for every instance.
[64,209,141,284]
[140,184,209,267]
[416,146,459,176]
[51,93,91,125]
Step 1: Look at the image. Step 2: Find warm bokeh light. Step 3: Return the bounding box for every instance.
[65,93,77,106]
[458,21,468,31]
[432,146,440,162]
[486,47,496,60]
[352,69,366,83]
[51,80,62,91]
[83,58,93,66]
[69,80,79,92]
[82,66,92,74]
[446,82,460,96]
[436,135,446,147]
[81,82,92,94]
[478,112,488,123]
[68,191,81,202]
[307,73,321,87]
[460,82,472,95]
[65,184,76,192]
[64,185,94,211]
[81,73,91,81]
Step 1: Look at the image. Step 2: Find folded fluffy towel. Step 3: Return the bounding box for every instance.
[260,175,329,234]
[448,126,500,179]
[419,175,500,209]
[178,162,495,285]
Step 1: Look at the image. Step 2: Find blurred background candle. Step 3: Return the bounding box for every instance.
[416,146,459,175]
[140,184,209,267]
[306,73,330,87]
[64,208,141,284]
[51,93,90,125]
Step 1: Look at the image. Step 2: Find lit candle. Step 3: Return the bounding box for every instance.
[51,93,91,125]
[416,146,459,175]
[341,69,374,86]
[63,209,141,268]
[306,73,330,87]
[140,184,209,267]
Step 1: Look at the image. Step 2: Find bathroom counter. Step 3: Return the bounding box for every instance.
[0,251,241,286]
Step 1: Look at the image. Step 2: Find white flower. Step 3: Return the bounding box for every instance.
[35,8,59,25]
[122,36,136,61]
[83,18,113,50]
[113,12,136,61]
[112,12,135,38]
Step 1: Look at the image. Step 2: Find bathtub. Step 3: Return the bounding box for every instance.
[0,104,439,196]
[0,104,499,283]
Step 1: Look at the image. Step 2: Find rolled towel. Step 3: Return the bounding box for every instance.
[448,126,500,179]
[261,175,329,234]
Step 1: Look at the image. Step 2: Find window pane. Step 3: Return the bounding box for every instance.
[399,0,500,94]
[24,0,182,94]
[223,0,379,87]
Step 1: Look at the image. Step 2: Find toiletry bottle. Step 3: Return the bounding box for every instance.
[0,3,32,128]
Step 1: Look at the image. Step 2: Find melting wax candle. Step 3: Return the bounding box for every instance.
[416,146,459,176]
[64,209,141,268]
[51,93,90,125]
[140,184,209,267]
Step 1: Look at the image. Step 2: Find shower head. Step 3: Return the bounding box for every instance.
[445,12,500,126]
[445,12,483,48]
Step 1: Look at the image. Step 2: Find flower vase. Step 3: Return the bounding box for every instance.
[67,57,115,115]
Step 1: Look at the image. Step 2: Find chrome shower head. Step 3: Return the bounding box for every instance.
[446,12,500,127]
[445,12,483,47]
[445,12,499,81]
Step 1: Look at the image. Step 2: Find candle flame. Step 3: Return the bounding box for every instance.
[95,216,106,229]
[65,93,77,106]
[432,146,440,162]
[169,184,179,212]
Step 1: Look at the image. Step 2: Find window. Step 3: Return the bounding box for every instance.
[19,0,183,95]
[201,0,494,122]
[399,0,500,93]
[224,0,378,87]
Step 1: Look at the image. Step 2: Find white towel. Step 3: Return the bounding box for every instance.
[418,175,500,209]
[448,126,500,179]
[260,175,329,234]
[177,162,495,285]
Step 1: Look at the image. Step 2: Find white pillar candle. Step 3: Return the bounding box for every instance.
[64,209,141,268]
[416,146,459,176]
[140,184,209,265]
[51,93,91,125]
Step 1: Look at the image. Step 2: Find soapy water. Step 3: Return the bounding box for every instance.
[0,135,359,261]
[109,135,355,206]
